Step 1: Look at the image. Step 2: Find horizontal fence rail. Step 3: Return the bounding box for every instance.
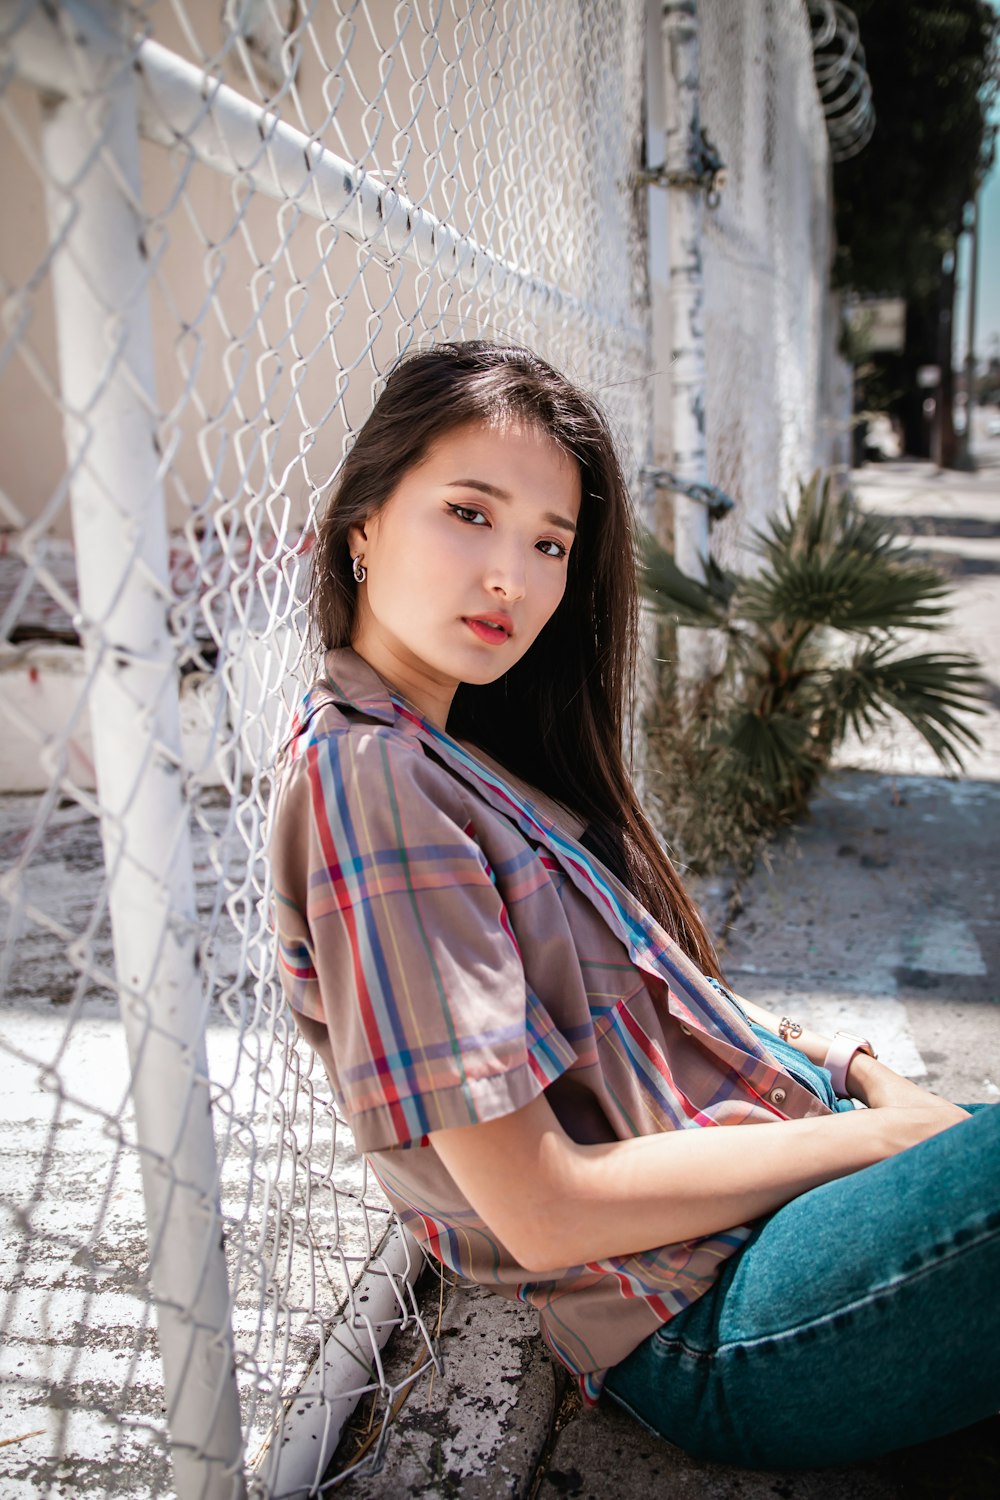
[6,2,643,343]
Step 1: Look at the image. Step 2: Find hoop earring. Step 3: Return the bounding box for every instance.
[352,555,367,584]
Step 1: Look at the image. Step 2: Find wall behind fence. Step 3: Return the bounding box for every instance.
[0,2,649,1496]
[699,0,843,568]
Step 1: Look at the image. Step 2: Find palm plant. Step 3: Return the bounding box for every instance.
[639,473,986,872]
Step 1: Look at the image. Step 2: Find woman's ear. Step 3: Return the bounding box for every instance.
[346,519,369,554]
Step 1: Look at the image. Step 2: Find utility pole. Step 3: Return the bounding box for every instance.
[963,193,980,468]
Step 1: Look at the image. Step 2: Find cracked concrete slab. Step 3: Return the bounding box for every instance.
[330,1284,556,1498]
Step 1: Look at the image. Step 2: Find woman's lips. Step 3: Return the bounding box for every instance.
[464,618,510,644]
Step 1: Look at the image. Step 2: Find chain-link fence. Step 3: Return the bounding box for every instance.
[0,1,650,1496]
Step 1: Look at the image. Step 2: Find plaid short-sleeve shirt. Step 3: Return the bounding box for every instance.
[270,647,832,1402]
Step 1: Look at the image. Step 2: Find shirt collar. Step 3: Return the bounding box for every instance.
[292,649,828,1114]
[312,650,721,1005]
[313,645,399,726]
[311,647,563,834]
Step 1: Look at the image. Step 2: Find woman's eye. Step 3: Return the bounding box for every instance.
[447,503,566,557]
[448,503,488,526]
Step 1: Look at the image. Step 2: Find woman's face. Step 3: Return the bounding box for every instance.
[347,418,582,728]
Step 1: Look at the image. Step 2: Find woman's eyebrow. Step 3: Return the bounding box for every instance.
[445,478,577,535]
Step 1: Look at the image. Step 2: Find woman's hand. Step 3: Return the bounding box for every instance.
[846,1051,970,1124]
[726,996,967,1126]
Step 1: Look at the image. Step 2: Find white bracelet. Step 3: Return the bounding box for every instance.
[822,1032,877,1099]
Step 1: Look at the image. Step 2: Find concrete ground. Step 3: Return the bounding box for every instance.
[328,444,1000,1497]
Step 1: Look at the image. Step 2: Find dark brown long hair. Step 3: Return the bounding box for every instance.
[311,341,721,978]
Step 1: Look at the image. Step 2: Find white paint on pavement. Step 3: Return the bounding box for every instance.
[786,994,927,1080]
[725,975,928,1081]
[1,1006,381,1498]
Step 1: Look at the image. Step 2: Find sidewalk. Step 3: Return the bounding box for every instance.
[330,453,1000,1497]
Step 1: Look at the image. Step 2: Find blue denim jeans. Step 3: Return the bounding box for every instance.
[604,1059,1000,1469]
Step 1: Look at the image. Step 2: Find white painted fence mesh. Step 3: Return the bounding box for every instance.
[0,1,649,1496]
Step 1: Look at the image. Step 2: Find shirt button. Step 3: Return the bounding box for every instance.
[769,1086,787,1106]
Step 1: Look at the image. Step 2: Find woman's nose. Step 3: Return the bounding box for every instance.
[483,543,527,600]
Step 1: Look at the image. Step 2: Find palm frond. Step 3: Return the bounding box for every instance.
[743,472,952,633]
[739,551,952,632]
[638,528,733,628]
[722,708,814,794]
[824,643,986,770]
[643,469,989,871]
[756,473,906,568]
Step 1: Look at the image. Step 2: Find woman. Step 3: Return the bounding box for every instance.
[270,340,998,1470]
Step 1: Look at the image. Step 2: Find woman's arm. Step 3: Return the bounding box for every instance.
[429,1088,970,1273]
[730,991,833,1065]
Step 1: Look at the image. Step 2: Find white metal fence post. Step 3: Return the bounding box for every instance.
[32,3,245,1493]
[661,0,712,678]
